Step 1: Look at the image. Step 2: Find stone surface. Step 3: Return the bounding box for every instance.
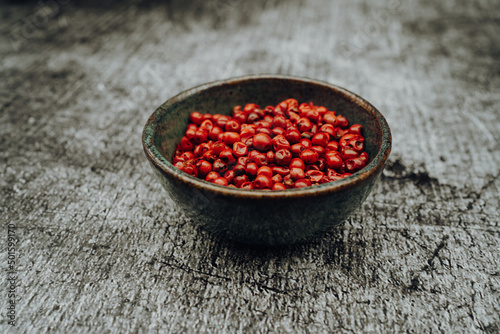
[1,0,499,333]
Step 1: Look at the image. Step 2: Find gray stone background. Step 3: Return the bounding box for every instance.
[1,0,499,332]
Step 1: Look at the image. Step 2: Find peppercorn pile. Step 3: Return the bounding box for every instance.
[172,99,369,190]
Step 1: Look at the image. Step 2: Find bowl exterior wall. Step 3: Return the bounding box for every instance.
[149,161,382,245]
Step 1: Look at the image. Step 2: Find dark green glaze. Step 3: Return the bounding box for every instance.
[143,75,391,245]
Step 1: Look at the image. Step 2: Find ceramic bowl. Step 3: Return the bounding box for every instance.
[143,75,391,246]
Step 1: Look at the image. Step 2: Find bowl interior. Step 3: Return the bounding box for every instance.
[152,76,384,174]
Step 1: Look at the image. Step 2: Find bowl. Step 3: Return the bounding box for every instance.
[142,75,391,246]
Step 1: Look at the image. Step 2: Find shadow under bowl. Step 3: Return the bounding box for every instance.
[143,75,391,246]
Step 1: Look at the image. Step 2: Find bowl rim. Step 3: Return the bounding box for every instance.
[143,74,391,199]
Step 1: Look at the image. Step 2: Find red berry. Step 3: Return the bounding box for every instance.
[213,159,228,174]
[180,151,194,161]
[271,166,290,176]
[237,157,249,166]
[288,111,300,124]
[185,127,196,139]
[253,153,268,167]
[272,115,287,129]
[233,142,248,158]
[299,138,312,149]
[202,150,217,163]
[194,143,211,157]
[311,132,330,147]
[300,149,319,164]
[305,109,320,123]
[182,163,198,177]
[272,183,286,190]
[206,171,219,182]
[325,151,343,170]
[245,162,259,177]
[290,168,305,181]
[359,152,369,163]
[254,174,273,189]
[272,135,291,151]
[336,115,349,128]
[344,157,366,173]
[256,120,271,129]
[283,175,294,188]
[215,115,230,129]
[294,178,311,188]
[232,105,242,114]
[247,112,260,123]
[253,133,272,152]
[189,111,203,125]
[340,134,365,152]
[213,177,228,186]
[316,158,326,171]
[247,150,260,163]
[327,168,341,179]
[297,117,313,132]
[285,129,301,144]
[275,149,292,166]
[193,129,208,144]
[196,160,212,177]
[266,151,275,164]
[311,146,326,157]
[233,164,246,176]
[319,124,336,137]
[305,170,324,183]
[257,166,273,178]
[200,119,213,132]
[221,132,240,146]
[212,141,229,156]
[180,136,193,151]
[208,126,223,141]
[341,147,359,160]
[240,128,255,142]
[326,141,339,151]
[322,112,337,126]
[301,131,313,140]
[219,149,236,165]
[264,114,275,121]
[233,112,247,124]
[316,106,328,115]
[223,170,235,184]
[243,103,259,114]
[256,127,272,136]
[271,127,286,137]
[289,158,305,170]
[233,174,249,187]
[290,143,306,156]
[348,124,363,135]
[273,105,286,117]
[306,164,320,172]
[225,119,241,132]
[244,136,254,148]
[271,174,283,184]
[240,181,254,189]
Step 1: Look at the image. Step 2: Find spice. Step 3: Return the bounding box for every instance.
[172,99,369,190]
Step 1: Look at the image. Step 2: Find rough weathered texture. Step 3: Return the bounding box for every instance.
[1,0,499,333]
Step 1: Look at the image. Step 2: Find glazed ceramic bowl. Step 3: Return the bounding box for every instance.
[143,75,391,246]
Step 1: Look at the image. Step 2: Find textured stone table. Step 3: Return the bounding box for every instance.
[1,0,499,332]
